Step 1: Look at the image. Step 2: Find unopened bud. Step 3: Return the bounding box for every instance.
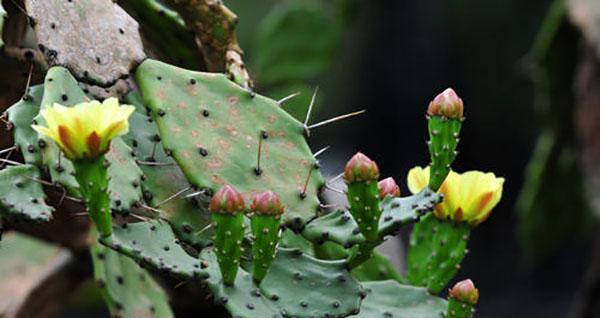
[427,88,464,119]
[251,191,284,216]
[449,279,479,305]
[378,177,400,199]
[344,152,380,183]
[209,185,245,214]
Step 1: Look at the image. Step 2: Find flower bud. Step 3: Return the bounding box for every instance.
[378,177,400,199]
[449,279,479,305]
[344,152,380,183]
[250,191,284,216]
[209,185,245,214]
[427,88,464,119]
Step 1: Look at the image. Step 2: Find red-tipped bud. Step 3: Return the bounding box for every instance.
[427,88,464,119]
[449,279,479,305]
[250,191,284,216]
[344,152,380,183]
[209,185,245,214]
[378,177,400,199]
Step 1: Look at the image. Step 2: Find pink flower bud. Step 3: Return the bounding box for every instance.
[209,185,245,214]
[343,152,380,183]
[427,88,464,119]
[378,177,400,199]
[250,191,284,216]
[449,279,479,305]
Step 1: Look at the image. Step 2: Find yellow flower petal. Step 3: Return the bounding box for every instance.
[407,166,429,194]
[32,99,135,160]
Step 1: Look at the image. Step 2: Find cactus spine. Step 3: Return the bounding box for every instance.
[427,88,464,191]
[209,185,246,285]
[445,279,479,318]
[250,191,284,283]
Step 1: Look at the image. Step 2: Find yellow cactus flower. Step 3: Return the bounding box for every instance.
[407,166,504,226]
[32,98,135,160]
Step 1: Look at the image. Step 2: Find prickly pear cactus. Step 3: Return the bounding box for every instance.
[356,280,447,318]
[91,241,174,318]
[6,85,45,165]
[407,214,470,294]
[123,92,212,248]
[201,248,364,318]
[0,165,53,222]
[135,59,325,229]
[100,219,207,279]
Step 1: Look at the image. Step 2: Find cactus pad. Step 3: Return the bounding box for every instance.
[24,0,146,86]
[7,85,45,165]
[123,92,212,248]
[106,138,144,212]
[100,219,207,279]
[135,59,325,229]
[201,248,363,318]
[356,280,447,318]
[0,165,53,222]
[407,213,470,294]
[91,242,174,318]
[302,188,441,247]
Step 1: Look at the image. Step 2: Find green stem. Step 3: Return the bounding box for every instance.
[446,298,475,318]
[73,156,112,238]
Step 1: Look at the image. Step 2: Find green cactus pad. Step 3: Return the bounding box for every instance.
[201,248,363,318]
[407,213,470,294]
[302,188,441,248]
[356,280,447,318]
[24,0,146,86]
[91,242,174,318]
[123,92,212,248]
[427,116,462,191]
[346,180,382,242]
[106,138,144,212]
[100,219,207,279]
[250,214,281,282]
[135,59,325,229]
[6,85,45,165]
[0,165,53,222]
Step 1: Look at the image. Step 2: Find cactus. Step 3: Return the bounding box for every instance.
[209,185,246,285]
[201,247,364,318]
[445,279,479,318]
[123,92,213,248]
[100,219,207,279]
[249,191,284,283]
[6,85,44,165]
[0,165,53,222]
[426,88,464,191]
[91,238,174,318]
[357,280,447,317]
[106,138,145,212]
[407,214,470,294]
[302,188,441,248]
[24,0,146,86]
[135,59,325,229]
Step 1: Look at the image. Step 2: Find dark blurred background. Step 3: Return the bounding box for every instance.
[226,1,593,317]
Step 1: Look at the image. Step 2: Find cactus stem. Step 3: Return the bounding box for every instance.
[154,186,191,207]
[307,109,366,130]
[277,91,301,105]
[313,146,330,158]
